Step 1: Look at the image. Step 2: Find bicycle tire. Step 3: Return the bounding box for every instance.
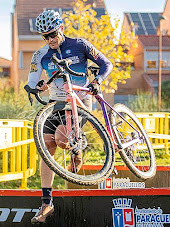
[109,103,156,180]
[34,102,114,185]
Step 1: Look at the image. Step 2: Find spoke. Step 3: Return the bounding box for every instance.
[58,111,67,134]
[114,111,152,172]
[43,124,56,132]
[40,106,109,179]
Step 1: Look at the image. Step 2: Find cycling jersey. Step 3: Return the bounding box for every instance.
[27,36,113,101]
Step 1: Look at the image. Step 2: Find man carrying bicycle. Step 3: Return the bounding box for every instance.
[24,9,113,224]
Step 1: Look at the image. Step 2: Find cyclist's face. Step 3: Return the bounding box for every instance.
[43,27,64,49]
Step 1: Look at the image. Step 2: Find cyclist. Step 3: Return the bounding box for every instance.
[24,9,113,224]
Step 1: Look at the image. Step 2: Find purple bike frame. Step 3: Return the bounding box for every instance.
[67,84,141,150]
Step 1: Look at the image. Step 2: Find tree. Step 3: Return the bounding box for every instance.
[63,0,136,92]
[162,80,170,103]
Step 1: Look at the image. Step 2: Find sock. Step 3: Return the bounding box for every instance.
[42,188,52,205]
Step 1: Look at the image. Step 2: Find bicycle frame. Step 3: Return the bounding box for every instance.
[64,73,141,150]
[32,56,156,182]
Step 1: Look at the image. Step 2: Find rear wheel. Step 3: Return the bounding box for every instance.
[34,102,114,185]
[109,103,156,180]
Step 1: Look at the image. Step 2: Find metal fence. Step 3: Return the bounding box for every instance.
[136,112,170,153]
[0,120,37,189]
[0,112,170,188]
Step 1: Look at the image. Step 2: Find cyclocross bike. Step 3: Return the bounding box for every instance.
[27,55,156,186]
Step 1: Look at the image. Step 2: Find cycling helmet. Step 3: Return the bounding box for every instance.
[36,10,63,33]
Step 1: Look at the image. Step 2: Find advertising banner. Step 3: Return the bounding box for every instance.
[0,189,170,227]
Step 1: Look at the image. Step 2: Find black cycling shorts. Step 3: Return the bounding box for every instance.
[43,98,92,134]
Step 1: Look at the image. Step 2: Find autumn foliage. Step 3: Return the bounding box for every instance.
[63,0,135,92]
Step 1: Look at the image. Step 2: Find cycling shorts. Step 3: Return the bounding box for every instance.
[43,98,92,134]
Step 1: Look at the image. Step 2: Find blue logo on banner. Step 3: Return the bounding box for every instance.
[113,208,124,227]
[112,198,135,227]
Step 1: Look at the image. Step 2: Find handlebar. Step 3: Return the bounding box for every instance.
[26,55,86,105]
[35,93,47,105]
[50,55,85,77]
[24,85,47,106]
[30,59,133,106]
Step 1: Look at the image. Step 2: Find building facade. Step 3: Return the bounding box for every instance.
[115,0,170,104]
[0,57,11,78]
[11,0,106,90]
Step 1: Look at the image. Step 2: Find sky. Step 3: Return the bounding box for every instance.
[0,0,167,60]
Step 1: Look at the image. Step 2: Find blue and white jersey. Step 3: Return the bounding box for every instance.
[27,36,113,101]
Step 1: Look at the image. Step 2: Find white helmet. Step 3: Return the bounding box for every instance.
[36,10,63,33]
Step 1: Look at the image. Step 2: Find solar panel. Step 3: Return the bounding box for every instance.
[144,21,154,30]
[144,21,153,26]
[128,12,160,35]
[130,13,140,22]
[151,13,160,19]
[141,13,150,21]
[134,23,143,33]
[150,13,160,27]
[146,29,156,35]
[136,29,145,35]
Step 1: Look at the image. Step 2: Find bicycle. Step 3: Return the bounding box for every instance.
[26,55,156,186]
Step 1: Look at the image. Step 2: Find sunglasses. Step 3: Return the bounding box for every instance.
[42,31,59,40]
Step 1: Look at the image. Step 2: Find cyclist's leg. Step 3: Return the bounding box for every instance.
[31,112,61,224]
[54,125,70,149]
[31,130,56,224]
[41,109,72,188]
[41,134,56,188]
[54,96,92,146]
[41,115,59,189]
[54,96,92,173]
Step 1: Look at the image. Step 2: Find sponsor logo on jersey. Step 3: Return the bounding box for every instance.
[48,62,58,70]
[89,47,99,60]
[67,56,80,64]
[30,63,37,73]
[31,50,41,64]
[66,49,71,54]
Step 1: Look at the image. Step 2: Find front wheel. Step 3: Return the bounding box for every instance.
[109,103,156,180]
[34,102,114,185]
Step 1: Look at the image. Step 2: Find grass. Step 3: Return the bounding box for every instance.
[154,150,170,166]
[0,149,169,190]
[0,159,66,189]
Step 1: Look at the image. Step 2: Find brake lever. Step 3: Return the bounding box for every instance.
[28,92,33,106]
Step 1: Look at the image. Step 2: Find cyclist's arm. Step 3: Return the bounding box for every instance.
[27,51,43,89]
[80,39,113,84]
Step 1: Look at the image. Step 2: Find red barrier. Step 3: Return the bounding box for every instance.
[0,188,170,197]
[0,188,170,226]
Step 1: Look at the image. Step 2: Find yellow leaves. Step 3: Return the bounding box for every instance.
[64,0,135,91]
[121,80,126,84]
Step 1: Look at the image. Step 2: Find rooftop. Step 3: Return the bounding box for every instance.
[15,0,106,36]
[138,35,170,47]
[125,12,161,35]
